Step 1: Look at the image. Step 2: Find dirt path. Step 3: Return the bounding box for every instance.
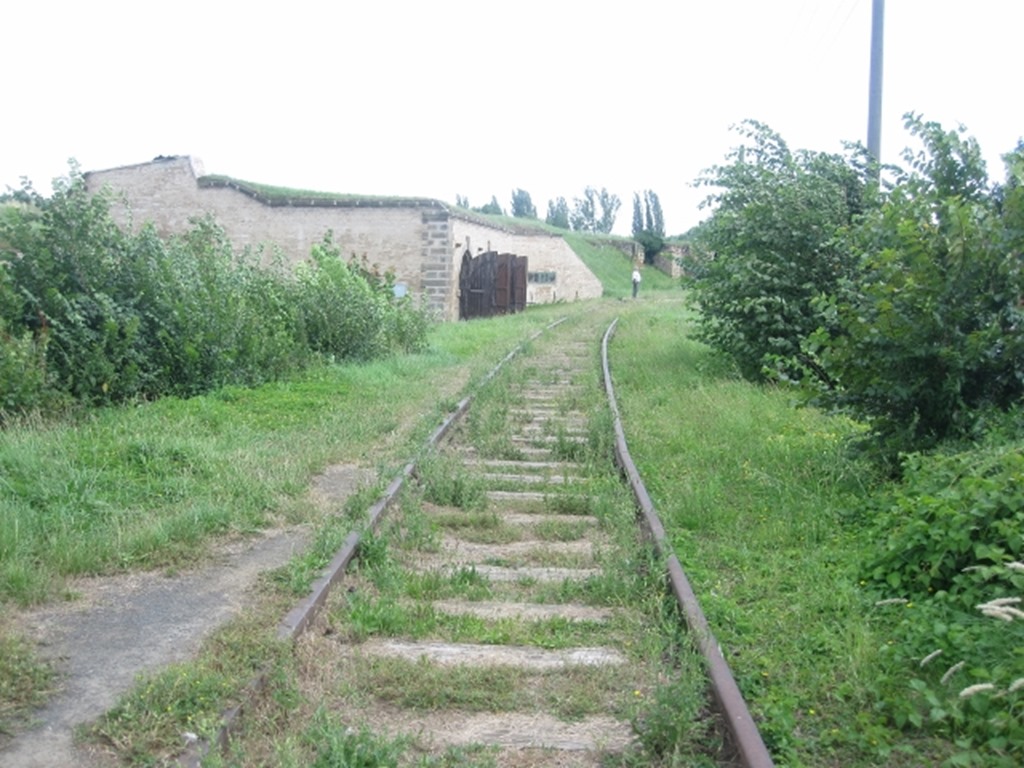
[1,465,374,768]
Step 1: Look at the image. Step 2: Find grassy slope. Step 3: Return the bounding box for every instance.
[564,232,679,300]
[606,297,951,767]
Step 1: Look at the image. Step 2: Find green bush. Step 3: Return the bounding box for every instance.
[690,120,870,381]
[0,327,51,420]
[864,446,1024,605]
[0,167,431,415]
[0,258,52,417]
[863,445,1024,765]
[296,238,387,361]
[295,237,430,361]
[803,116,1024,461]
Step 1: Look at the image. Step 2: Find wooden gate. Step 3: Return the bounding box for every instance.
[458,251,528,320]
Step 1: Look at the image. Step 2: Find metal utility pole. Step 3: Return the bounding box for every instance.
[867,0,885,166]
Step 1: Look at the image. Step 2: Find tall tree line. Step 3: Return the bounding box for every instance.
[632,189,665,262]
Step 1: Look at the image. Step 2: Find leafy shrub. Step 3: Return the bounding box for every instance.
[0,166,431,415]
[296,238,386,361]
[0,325,50,418]
[864,446,1024,605]
[0,256,52,418]
[802,116,1024,461]
[690,120,871,381]
[874,578,1024,767]
[295,236,429,362]
[864,444,1024,765]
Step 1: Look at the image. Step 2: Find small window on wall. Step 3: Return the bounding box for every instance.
[528,271,556,284]
[393,283,408,298]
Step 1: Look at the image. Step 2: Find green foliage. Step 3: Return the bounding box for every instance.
[296,236,413,361]
[871,587,1024,767]
[0,167,430,414]
[635,230,665,264]
[0,289,53,419]
[863,444,1024,765]
[864,446,1024,605]
[545,196,570,229]
[632,191,666,263]
[803,116,1024,459]
[569,186,620,234]
[510,188,536,218]
[693,115,1024,461]
[690,120,871,381]
[902,672,1024,768]
[473,195,504,216]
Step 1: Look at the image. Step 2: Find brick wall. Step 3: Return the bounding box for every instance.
[85,156,602,320]
[656,244,687,278]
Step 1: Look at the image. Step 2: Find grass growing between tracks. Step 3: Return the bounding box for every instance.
[607,296,956,767]
[186,305,721,767]
[1,305,571,760]
[0,306,565,607]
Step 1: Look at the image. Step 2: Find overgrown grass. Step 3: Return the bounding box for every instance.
[164,297,718,767]
[0,305,565,607]
[563,232,679,300]
[607,295,957,766]
[0,305,560,763]
[9,265,1011,767]
[0,628,57,736]
[86,607,294,766]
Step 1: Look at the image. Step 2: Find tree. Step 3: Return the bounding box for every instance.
[455,194,469,208]
[473,196,504,216]
[569,187,620,234]
[510,188,537,218]
[633,189,666,263]
[545,197,570,229]
[690,119,871,381]
[800,115,1024,460]
[596,188,621,234]
[646,190,665,236]
[570,188,598,232]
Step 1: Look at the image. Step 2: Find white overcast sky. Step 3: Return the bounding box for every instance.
[2,0,1021,237]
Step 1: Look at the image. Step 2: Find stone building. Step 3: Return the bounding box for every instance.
[84,156,603,321]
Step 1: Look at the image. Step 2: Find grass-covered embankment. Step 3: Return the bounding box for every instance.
[0,305,568,736]
[0,305,569,608]
[607,296,975,766]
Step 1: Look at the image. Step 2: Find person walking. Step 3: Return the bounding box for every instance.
[631,267,641,298]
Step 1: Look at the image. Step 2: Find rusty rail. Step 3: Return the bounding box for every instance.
[187,315,773,767]
[601,318,775,768]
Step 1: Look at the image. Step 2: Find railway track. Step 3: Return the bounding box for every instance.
[199,310,773,767]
